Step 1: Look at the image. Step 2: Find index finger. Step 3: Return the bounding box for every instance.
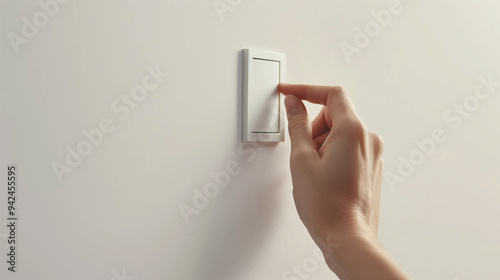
[278,83,357,120]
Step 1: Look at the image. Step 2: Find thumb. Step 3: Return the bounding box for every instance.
[284,95,314,157]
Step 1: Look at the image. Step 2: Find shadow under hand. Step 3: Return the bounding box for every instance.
[192,155,285,280]
[193,49,287,279]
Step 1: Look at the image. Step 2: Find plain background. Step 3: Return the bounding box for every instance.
[1,1,500,279]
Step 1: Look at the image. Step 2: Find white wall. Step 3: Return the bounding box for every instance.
[1,1,500,279]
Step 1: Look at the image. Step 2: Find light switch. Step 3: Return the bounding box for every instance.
[242,49,285,142]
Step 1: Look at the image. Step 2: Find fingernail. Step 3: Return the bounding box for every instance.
[284,95,300,115]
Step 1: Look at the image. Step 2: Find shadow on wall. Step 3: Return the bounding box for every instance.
[188,50,287,279]
[143,50,288,279]
[193,169,285,279]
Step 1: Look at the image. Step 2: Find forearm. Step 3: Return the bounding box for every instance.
[319,232,410,280]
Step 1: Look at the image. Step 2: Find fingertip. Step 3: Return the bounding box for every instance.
[278,83,292,94]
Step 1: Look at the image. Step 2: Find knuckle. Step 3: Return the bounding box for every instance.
[337,117,367,140]
[330,86,349,98]
[369,132,385,156]
[336,86,349,95]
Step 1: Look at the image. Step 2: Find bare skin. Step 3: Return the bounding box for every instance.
[279,83,409,280]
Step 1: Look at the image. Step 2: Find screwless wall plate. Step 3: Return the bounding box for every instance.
[242,49,285,142]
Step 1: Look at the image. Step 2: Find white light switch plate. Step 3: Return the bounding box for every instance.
[242,49,285,142]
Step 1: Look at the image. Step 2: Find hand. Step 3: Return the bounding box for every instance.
[279,83,408,279]
[280,83,383,241]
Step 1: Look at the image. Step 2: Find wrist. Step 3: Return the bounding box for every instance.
[313,208,380,249]
[314,228,380,260]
